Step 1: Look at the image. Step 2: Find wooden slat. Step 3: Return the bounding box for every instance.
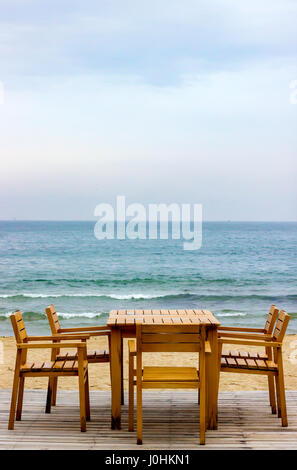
[14,311,23,322]
[53,360,66,370]
[257,352,268,359]
[42,362,54,370]
[1,389,297,449]
[185,309,195,315]
[239,352,249,358]
[177,309,186,316]
[273,311,290,342]
[141,325,200,333]
[221,357,227,366]
[267,360,278,369]
[188,317,202,325]
[151,310,161,315]
[31,361,44,370]
[70,360,78,370]
[143,316,154,325]
[142,333,200,343]
[152,315,163,324]
[246,358,257,368]
[162,316,173,324]
[235,358,248,368]
[142,381,199,389]
[225,357,237,367]
[15,316,28,342]
[107,309,220,327]
[134,310,143,315]
[143,366,198,382]
[255,359,267,370]
[171,317,182,324]
[230,350,239,356]
[142,343,200,352]
[169,310,179,316]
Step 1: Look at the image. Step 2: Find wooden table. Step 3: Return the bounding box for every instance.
[107,309,220,430]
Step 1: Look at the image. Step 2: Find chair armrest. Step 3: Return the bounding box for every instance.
[218,326,265,333]
[57,331,109,338]
[128,340,136,356]
[205,341,211,354]
[218,332,272,340]
[218,338,282,348]
[58,326,110,334]
[27,334,90,341]
[17,342,87,350]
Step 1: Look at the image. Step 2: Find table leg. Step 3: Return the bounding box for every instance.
[110,327,122,429]
[206,328,219,430]
[121,336,124,405]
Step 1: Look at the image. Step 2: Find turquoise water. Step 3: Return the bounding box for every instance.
[0,221,296,335]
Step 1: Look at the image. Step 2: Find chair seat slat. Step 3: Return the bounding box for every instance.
[143,366,199,382]
[56,349,109,362]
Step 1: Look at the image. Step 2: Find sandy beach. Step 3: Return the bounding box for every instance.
[1,334,296,391]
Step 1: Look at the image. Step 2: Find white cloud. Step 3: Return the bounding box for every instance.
[1,0,297,85]
[0,1,296,220]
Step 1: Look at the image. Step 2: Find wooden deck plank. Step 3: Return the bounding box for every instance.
[0,390,296,449]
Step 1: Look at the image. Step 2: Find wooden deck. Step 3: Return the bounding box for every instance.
[0,389,297,449]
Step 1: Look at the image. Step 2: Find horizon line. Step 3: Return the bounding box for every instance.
[0,219,297,223]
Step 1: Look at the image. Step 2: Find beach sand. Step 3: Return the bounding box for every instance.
[0,335,296,391]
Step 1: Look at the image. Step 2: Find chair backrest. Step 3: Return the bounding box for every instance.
[264,304,279,334]
[272,310,290,343]
[10,311,28,344]
[46,304,61,335]
[136,324,204,353]
[135,324,206,389]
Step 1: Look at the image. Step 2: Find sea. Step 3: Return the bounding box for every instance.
[0,221,296,335]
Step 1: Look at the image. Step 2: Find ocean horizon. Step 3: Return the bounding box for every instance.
[0,220,296,335]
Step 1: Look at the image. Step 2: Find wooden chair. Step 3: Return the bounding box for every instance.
[219,310,290,426]
[219,304,279,337]
[9,311,90,432]
[218,304,279,413]
[45,304,124,407]
[128,323,210,445]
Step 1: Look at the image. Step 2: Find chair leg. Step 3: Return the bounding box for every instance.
[205,374,209,430]
[85,371,91,422]
[275,375,281,419]
[199,357,206,445]
[266,347,276,414]
[121,337,124,406]
[128,353,134,431]
[16,377,25,421]
[108,334,112,376]
[8,361,21,430]
[45,380,52,414]
[268,375,276,414]
[200,384,206,445]
[51,377,58,406]
[78,366,87,432]
[136,384,143,445]
[277,370,288,427]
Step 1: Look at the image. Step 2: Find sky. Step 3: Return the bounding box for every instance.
[0,0,296,221]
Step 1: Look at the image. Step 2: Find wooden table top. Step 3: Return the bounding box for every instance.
[107,309,220,327]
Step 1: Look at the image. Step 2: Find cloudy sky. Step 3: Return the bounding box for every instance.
[0,0,296,220]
